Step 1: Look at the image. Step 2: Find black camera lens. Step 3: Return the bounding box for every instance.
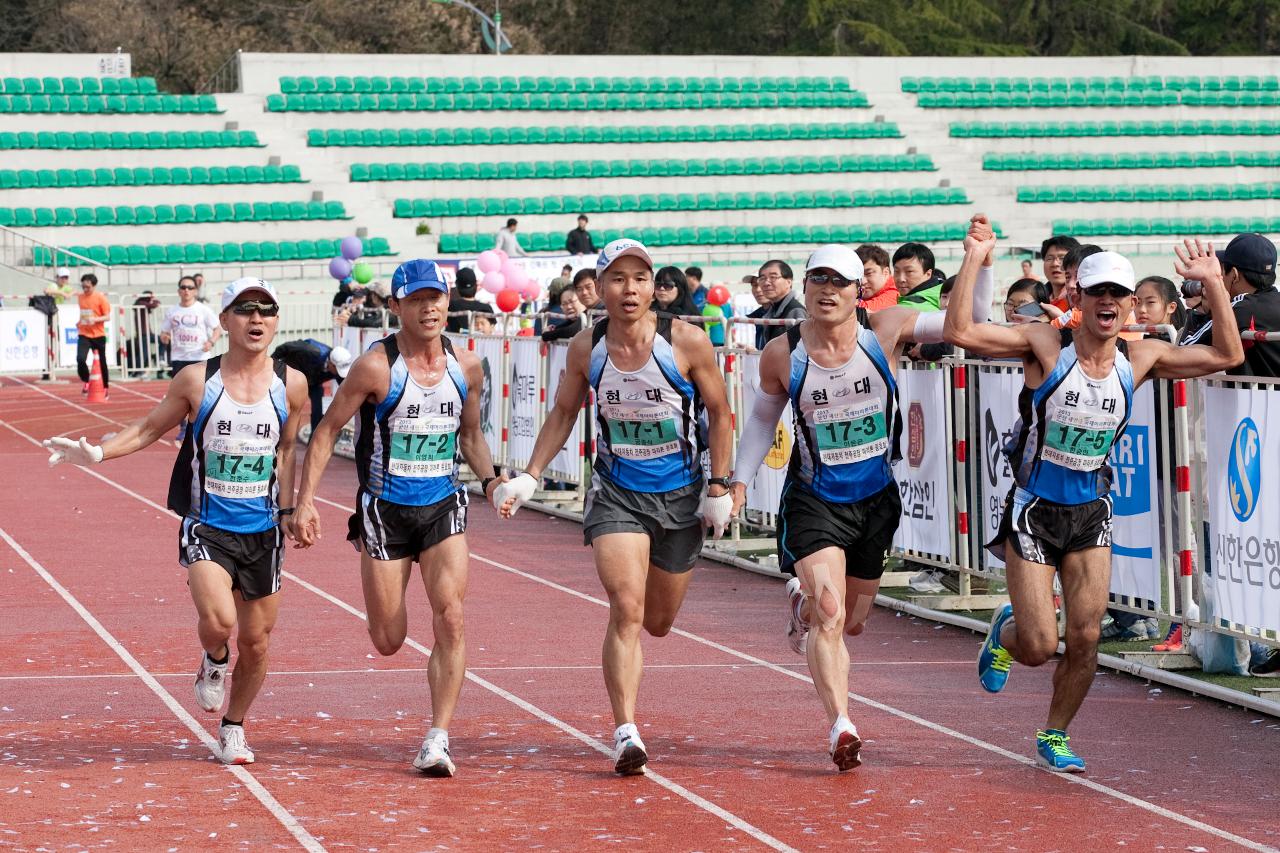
[1180,279,1203,299]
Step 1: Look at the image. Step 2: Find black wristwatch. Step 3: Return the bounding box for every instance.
[707,477,731,490]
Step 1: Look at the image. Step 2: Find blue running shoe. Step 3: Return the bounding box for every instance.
[978,603,1015,693]
[1036,729,1085,773]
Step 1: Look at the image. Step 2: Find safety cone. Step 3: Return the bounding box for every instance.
[86,351,107,403]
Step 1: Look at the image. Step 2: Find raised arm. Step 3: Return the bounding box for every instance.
[1138,240,1244,381]
[495,329,593,517]
[456,350,502,508]
[944,226,1039,360]
[292,346,387,546]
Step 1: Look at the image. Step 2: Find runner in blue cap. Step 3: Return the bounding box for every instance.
[294,259,504,777]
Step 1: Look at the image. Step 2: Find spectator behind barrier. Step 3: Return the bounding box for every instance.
[1040,235,1081,308]
[856,243,899,312]
[894,242,946,310]
[756,259,805,345]
[652,266,699,318]
[1003,278,1052,323]
[1180,233,1280,377]
[685,266,707,309]
[1020,259,1039,281]
[744,274,770,350]
[542,286,588,342]
[447,268,495,333]
[572,268,602,312]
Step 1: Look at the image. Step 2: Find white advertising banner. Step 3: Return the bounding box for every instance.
[471,336,505,462]
[892,367,952,560]
[1107,382,1163,605]
[975,367,1021,571]
[506,337,541,469]
[56,303,117,368]
[1204,384,1280,636]
[544,341,584,482]
[0,310,48,373]
[738,352,794,513]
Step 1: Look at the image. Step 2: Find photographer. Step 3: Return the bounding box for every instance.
[1180,233,1279,376]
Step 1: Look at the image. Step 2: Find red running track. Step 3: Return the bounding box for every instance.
[1,376,1278,852]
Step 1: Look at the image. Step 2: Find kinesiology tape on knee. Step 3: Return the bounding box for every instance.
[806,562,844,632]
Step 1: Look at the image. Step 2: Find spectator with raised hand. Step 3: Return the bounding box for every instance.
[1180,232,1280,378]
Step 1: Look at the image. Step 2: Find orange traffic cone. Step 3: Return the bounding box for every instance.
[86,351,107,403]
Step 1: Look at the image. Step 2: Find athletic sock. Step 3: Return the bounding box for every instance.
[221,717,243,729]
[208,647,229,666]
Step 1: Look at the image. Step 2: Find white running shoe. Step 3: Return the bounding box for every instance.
[194,651,228,713]
[828,717,863,772]
[413,729,456,777]
[785,576,808,656]
[612,723,648,776]
[219,724,254,765]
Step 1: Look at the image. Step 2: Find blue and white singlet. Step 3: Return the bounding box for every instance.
[786,317,900,504]
[167,356,289,534]
[1005,341,1134,505]
[355,335,467,506]
[589,317,703,493]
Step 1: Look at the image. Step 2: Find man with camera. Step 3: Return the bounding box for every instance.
[1180,233,1279,376]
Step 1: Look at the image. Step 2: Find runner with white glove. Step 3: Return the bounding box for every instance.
[728,216,1000,772]
[494,238,733,776]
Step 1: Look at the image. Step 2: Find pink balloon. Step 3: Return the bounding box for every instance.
[476,251,500,274]
[499,258,519,280]
[520,279,541,301]
[506,266,529,291]
[494,249,509,263]
[481,272,505,294]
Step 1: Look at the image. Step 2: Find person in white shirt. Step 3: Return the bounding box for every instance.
[493,218,527,257]
[161,275,221,376]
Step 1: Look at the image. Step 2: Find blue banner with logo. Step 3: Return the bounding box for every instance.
[1107,383,1163,605]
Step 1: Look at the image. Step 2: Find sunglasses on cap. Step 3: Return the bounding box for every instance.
[229,300,279,317]
[1081,283,1131,299]
[805,272,858,289]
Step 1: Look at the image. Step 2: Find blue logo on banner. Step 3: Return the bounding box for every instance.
[1109,424,1152,559]
[14,320,27,342]
[64,328,78,345]
[1227,418,1261,522]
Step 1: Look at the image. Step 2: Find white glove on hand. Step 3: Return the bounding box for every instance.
[700,492,733,540]
[493,472,538,517]
[43,436,104,467]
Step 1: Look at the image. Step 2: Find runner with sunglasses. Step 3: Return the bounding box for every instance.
[945,238,1242,772]
[44,278,308,765]
[728,216,999,772]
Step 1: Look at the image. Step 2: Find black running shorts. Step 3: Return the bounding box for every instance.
[348,488,468,562]
[989,486,1113,568]
[582,474,705,574]
[178,517,283,600]
[777,481,901,580]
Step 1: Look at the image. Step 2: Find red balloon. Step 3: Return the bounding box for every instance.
[495,289,522,312]
[708,285,731,306]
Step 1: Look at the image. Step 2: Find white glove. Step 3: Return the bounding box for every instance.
[700,491,733,540]
[43,436,104,467]
[493,472,538,517]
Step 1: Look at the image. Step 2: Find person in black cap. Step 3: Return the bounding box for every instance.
[1180,233,1280,376]
[446,268,495,333]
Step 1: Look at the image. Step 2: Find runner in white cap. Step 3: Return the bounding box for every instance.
[44,277,308,765]
[948,237,1242,772]
[729,216,999,771]
[494,238,734,776]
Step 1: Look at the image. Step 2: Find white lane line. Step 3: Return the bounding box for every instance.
[1,421,793,853]
[0,526,325,853]
[4,377,178,447]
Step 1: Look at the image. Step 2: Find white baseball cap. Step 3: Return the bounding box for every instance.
[596,238,654,276]
[220,277,280,311]
[56,267,71,278]
[805,244,865,282]
[1076,251,1136,292]
[328,346,353,379]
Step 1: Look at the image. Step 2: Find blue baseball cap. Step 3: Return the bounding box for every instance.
[391,259,448,299]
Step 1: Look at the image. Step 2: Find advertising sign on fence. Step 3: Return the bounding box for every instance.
[891,367,952,560]
[471,336,505,461]
[1204,384,1280,636]
[506,337,541,470]
[975,367,1021,571]
[1108,382,1163,606]
[738,352,794,514]
[0,310,47,373]
[56,304,117,368]
[544,342,584,483]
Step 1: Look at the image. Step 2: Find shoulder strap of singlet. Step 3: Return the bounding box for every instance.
[381,333,400,365]
[1116,338,1129,358]
[204,355,221,380]
[271,356,287,381]
[169,358,221,517]
[785,322,803,351]
[441,334,455,356]
[855,306,869,327]
[591,317,610,347]
[655,314,673,343]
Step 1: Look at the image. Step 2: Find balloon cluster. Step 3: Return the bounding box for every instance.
[329,236,374,287]
[476,249,540,313]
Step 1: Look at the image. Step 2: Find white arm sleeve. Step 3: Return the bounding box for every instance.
[909,263,994,344]
[731,389,789,486]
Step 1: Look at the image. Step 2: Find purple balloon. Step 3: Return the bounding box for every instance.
[340,236,363,261]
[329,256,353,280]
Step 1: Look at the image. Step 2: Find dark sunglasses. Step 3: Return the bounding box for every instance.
[654,281,676,290]
[178,284,197,291]
[1082,283,1131,299]
[229,300,279,317]
[805,272,858,289]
